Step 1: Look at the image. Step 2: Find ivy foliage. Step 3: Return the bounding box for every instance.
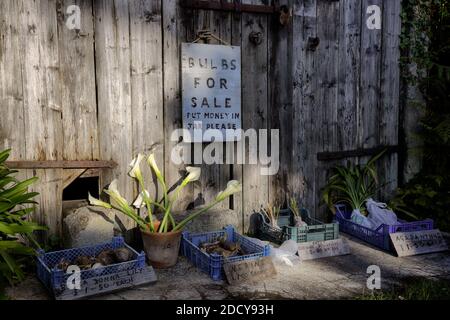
[393,0,450,230]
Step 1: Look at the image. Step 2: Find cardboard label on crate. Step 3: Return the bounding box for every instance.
[55,266,157,300]
[390,229,448,257]
[297,239,351,260]
[223,257,276,285]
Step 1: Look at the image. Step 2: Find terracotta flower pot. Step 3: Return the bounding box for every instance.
[141,229,183,268]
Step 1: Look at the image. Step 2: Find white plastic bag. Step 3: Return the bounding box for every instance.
[350,208,373,229]
[270,240,301,267]
[366,198,398,229]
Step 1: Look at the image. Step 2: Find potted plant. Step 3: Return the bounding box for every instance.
[322,150,385,216]
[89,153,241,268]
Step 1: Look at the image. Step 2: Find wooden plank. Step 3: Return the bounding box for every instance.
[317,145,398,161]
[317,0,339,154]
[358,0,382,151]
[18,0,64,238]
[129,0,164,201]
[94,0,134,230]
[333,0,362,208]
[241,0,269,232]
[337,0,361,152]
[0,0,26,165]
[163,0,194,212]
[291,0,317,216]
[268,0,293,206]
[62,169,87,189]
[231,2,244,231]
[5,160,117,169]
[315,0,340,220]
[57,0,99,161]
[390,230,449,257]
[80,169,100,179]
[379,0,401,199]
[297,238,351,260]
[182,0,279,14]
[223,257,276,285]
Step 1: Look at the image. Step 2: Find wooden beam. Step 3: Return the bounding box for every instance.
[4,160,117,169]
[80,168,101,178]
[317,145,398,161]
[62,169,87,189]
[182,0,279,14]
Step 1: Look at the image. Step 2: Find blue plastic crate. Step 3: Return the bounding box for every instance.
[181,225,270,281]
[335,204,434,251]
[36,237,146,299]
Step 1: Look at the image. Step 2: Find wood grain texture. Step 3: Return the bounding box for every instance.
[0,0,405,235]
[129,0,164,204]
[337,0,361,152]
[5,160,117,169]
[231,1,244,231]
[315,0,340,219]
[16,0,64,237]
[292,0,318,216]
[57,0,99,161]
[94,0,134,230]
[268,0,293,206]
[359,0,382,151]
[162,0,194,214]
[379,0,401,199]
[0,0,26,162]
[241,0,269,232]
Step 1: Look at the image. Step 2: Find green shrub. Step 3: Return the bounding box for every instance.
[390,174,450,231]
[397,0,450,230]
[0,149,46,286]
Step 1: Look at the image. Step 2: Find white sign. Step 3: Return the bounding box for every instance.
[181,43,241,142]
[297,239,351,260]
[389,229,448,257]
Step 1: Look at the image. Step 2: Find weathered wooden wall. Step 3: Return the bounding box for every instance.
[291,0,401,218]
[0,0,402,237]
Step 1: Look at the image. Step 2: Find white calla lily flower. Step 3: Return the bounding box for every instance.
[105,179,129,207]
[133,190,150,208]
[216,180,242,201]
[88,193,112,209]
[128,153,145,179]
[186,166,201,182]
[108,179,119,193]
[147,153,162,177]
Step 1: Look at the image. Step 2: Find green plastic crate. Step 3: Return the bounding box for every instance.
[257,208,339,244]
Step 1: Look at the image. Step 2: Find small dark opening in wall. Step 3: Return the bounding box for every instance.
[63,177,99,201]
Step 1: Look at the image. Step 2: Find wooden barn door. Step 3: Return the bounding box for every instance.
[292,0,401,220]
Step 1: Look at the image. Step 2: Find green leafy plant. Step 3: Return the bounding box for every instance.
[89,152,242,233]
[390,174,450,230]
[397,0,450,230]
[289,198,300,219]
[0,149,46,285]
[322,151,386,215]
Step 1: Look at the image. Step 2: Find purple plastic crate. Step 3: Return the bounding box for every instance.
[181,225,270,281]
[334,204,434,251]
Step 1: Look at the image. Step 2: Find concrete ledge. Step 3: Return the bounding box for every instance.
[6,234,450,300]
